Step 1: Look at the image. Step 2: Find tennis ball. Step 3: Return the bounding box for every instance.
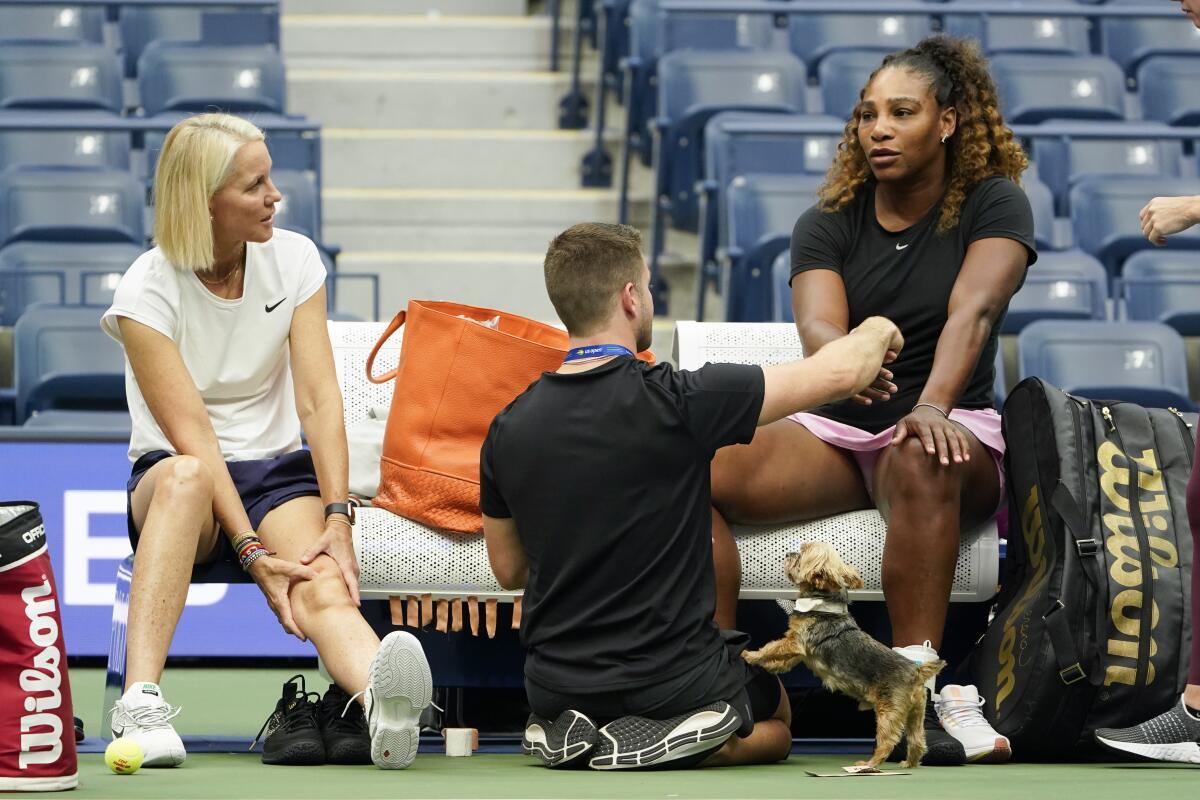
[105,737,144,775]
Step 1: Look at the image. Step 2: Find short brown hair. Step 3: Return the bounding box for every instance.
[543,223,644,335]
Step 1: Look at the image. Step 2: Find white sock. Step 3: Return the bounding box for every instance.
[893,641,940,696]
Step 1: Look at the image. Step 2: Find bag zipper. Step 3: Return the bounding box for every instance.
[1167,408,1194,468]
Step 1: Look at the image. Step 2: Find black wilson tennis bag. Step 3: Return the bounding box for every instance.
[969,378,1194,760]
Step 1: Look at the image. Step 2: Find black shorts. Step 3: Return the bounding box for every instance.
[524,630,782,738]
[126,449,321,564]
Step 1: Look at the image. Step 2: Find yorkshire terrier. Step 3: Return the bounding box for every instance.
[743,542,944,769]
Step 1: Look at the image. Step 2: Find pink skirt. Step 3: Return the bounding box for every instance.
[788,408,1006,512]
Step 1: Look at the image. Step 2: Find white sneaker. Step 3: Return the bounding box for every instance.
[364,631,432,769]
[934,684,1011,763]
[109,682,185,767]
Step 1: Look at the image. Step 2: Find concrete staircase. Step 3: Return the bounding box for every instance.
[281,0,651,322]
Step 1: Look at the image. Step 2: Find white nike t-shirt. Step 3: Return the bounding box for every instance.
[102,228,327,464]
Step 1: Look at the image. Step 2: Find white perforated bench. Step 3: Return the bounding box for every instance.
[335,321,1000,605]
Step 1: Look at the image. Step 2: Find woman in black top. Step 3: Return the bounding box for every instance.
[711,36,1036,760]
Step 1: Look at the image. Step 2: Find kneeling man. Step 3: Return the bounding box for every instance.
[481,223,904,770]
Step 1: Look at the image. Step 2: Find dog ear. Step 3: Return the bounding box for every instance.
[803,542,862,593]
[783,552,804,585]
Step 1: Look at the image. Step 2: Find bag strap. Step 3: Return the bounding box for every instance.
[366,310,406,384]
[1051,482,1104,590]
[1042,600,1090,687]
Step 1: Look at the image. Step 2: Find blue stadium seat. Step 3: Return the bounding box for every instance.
[624,0,781,167]
[119,4,280,78]
[0,125,131,173]
[788,10,933,73]
[1030,136,1184,215]
[943,2,1089,56]
[724,173,822,322]
[1017,319,1193,410]
[1024,175,1056,252]
[271,170,320,241]
[696,111,838,317]
[649,50,807,293]
[0,241,143,325]
[991,55,1126,123]
[1001,250,1108,335]
[1138,56,1200,126]
[993,348,1007,411]
[772,249,793,323]
[0,168,144,247]
[0,6,105,44]
[818,49,885,120]
[23,409,131,433]
[12,304,127,422]
[138,42,286,116]
[0,43,122,112]
[1070,176,1200,277]
[1121,250,1200,336]
[1101,0,1200,76]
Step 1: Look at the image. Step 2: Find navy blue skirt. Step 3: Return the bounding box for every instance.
[126,449,322,562]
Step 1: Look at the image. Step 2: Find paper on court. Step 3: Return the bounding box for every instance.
[804,766,911,777]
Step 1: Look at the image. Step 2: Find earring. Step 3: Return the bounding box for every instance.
[941,135,948,145]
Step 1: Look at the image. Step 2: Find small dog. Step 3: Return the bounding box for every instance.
[743,542,944,769]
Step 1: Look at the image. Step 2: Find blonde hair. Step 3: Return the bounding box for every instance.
[153,113,265,271]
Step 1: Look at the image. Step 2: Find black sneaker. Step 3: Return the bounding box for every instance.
[1095,696,1200,764]
[318,684,371,765]
[886,697,966,766]
[589,702,740,770]
[522,710,598,768]
[254,675,326,766]
[73,716,85,743]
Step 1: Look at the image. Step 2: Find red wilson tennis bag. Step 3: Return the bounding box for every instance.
[969,379,1194,760]
[0,501,78,791]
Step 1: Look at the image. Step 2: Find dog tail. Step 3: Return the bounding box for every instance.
[916,660,947,683]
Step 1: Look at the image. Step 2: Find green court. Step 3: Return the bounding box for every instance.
[52,668,1196,800]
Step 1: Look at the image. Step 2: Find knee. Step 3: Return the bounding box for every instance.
[881,439,961,503]
[289,559,353,617]
[156,456,214,506]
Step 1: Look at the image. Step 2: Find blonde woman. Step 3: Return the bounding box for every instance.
[101,114,431,769]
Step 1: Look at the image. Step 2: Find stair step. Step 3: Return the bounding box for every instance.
[289,69,582,129]
[324,187,650,252]
[282,14,557,69]
[322,128,615,190]
[282,0,528,15]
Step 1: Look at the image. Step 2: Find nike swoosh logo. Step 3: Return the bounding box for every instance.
[895,243,910,251]
[265,298,286,313]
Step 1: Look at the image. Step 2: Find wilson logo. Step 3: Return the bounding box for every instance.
[995,487,1050,714]
[1097,442,1177,687]
[19,576,64,769]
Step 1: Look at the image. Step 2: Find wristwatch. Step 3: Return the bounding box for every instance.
[324,502,355,525]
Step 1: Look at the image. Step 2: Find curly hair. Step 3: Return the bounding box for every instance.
[817,35,1028,234]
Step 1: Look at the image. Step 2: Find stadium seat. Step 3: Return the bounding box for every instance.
[818,49,885,121]
[1121,250,1200,336]
[723,173,822,322]
[22,409,131,433]
[271,170,321,242]
[623,0,780,168]
[0,241,144,325]
[1001,250,1108,335]
[12,304,126,422]
[0,126,131,173]
[138,42,286,116]
[649,50,807,294]
[0,167,145,247]
[119,4,281,78]
[1017,319,1193,410]
[943,2,1089,56]
[696,111,837,318]
[993,347,1007,410]
[990,55,1126,123]
[0,43,122,112]
[771,249,793,323]
[1030,136,1184,215]
[0,5,105,44]
[1070,176,1200,278]
[1024,174,1057,252]
[1101,0,1200,76]
[1138,56,1200,126]
[788,10,932,73]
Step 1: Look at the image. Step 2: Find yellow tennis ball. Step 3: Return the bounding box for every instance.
[105,737,144,775]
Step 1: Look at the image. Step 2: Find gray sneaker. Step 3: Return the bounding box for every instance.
[589,702,740,770]
[1095,696,1200,764]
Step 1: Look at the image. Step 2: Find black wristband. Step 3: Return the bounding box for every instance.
[324,502,355,525]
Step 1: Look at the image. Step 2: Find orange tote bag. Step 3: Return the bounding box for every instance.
[365,300,570,533]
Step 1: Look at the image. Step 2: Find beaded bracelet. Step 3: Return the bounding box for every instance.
[240,546,273,572]
[231,531,259,551]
